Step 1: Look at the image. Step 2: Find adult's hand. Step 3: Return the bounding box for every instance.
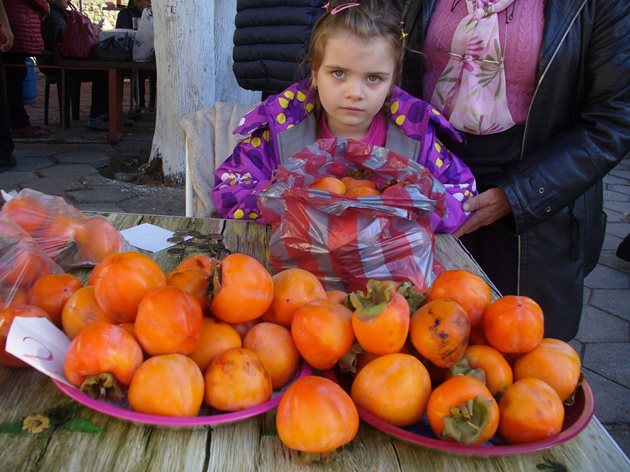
[0,1,13,52]
[454,187,512,238]
[0,25,13,52]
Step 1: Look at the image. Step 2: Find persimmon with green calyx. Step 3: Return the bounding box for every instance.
[427,375,499,445]
[276,375,359,462]
[64,321,144,401]
[449,344,513,397]
[396,281,427,312]
[208,253,273,324]
[349,279,410,355]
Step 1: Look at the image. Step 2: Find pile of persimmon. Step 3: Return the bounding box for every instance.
[0,241,585,455]
[326,269,583,447]
[57,251,302,418]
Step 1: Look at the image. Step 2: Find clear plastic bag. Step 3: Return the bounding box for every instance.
[0,213,63,310]
[258,139,447,292]
[1,189,132,269]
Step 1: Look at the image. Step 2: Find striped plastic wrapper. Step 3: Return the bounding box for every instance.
[258,138,446,292]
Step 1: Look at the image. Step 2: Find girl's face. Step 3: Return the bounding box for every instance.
[312,31,396,140]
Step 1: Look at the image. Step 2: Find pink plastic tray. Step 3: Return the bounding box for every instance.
[326,370,594,456]
[53,361,311,427]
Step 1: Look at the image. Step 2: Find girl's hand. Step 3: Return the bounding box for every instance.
[454,188,512,238]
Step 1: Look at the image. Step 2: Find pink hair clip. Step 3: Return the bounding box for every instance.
[323,2,361,15]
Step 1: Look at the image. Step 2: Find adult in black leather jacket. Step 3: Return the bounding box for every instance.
[401,0,630,340]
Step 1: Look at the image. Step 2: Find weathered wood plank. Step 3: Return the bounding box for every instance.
[1,214,629,472]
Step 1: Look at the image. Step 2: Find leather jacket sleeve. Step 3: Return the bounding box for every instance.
[501,1,630,233]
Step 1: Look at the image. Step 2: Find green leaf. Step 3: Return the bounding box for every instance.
[536,457,568,472]
[46,402,79,424]
[0,421,24,434]
[63,419,103,434]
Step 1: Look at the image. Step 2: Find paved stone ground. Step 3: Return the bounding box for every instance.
[1,71,629,457]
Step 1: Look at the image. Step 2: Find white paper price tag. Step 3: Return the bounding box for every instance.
[6,317,75,388]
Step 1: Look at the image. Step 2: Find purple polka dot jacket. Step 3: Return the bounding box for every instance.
[212,79,477,233]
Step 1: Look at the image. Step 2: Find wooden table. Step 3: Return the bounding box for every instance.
[1,214,629,472]
[57,59,157,143]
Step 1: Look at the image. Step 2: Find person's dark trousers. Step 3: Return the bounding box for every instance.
[67,70,109,118]
[617,234,630,262]
[137,69,156,108]
[0,73,15,165]
[3,53,31,129]
[89,71,108,118]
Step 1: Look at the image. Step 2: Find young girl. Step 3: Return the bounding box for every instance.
[212,0,476,233]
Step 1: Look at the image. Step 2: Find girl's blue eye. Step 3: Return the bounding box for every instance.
[332,70,344,78]
[367,75,381,84]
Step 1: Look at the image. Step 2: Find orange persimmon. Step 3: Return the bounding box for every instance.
[427,375,500,445]
[351,353,431,426]
[276,376,359,454]
[498,378,564,444]
[483,295,544,354]
[28,273,83,325]
[309,176,346,195]
[134,286,203,356]
[208,253,273,324]
[350,280,410,355]
[243,322,300,389]
[291,299,355,370]
[262,267,327,328]
[92,251,166,323]
[128,354,205,417]
[204,347,273,411]
[410,299,470,368]
[427,270,493,327]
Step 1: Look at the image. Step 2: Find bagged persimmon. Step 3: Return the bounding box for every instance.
[0,212,63,310]
[1,188,132,268]
[258,138,446,292]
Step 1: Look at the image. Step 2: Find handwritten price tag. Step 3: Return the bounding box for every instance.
[6,317,76,388]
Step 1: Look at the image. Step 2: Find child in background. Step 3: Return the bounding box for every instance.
[212,0,476,233]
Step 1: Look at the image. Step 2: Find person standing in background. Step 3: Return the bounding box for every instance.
[0,1,15,170]
[400,0,630,340]
[116,0,156,110]
[41,0,110,131]
[232,0,325,99]
[2,0,50,138]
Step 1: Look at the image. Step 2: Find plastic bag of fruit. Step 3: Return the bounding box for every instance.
[0,212,64,310]
[1,188,132,269]
[258,138,446,292]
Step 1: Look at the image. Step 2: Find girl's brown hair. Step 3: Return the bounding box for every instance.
[308,1,405,84]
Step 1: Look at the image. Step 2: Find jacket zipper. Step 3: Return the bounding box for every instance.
[515,0,587,294]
